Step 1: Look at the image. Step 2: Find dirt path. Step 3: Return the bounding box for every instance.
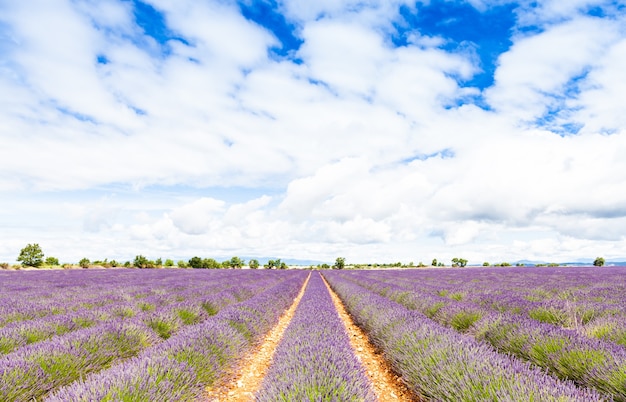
[321,274,421,402]
[205,273,311,401]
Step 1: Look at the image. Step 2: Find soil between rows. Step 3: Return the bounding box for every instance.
[205,273,311,401]
[205,271,417,401]
[320,274,420,402]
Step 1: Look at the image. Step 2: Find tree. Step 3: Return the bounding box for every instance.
[333,257,346,270]
[249,259,260,269]
[188,256,203,269]
[134,255,150,268]
[451,258,468,267]
[228,256,245,269]
[264,259,276,269]
[164,259,174,267]
[593,257,605,267]
[483,262,490,266]
[17,244,45,267]
[79,258,90,268]
[45,256,60,266]
[431,258,438,267]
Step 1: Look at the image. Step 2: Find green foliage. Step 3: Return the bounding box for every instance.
[201,302,218,316]
[249,259,260,269]
[264,259,286,269]
[483,261,490,266]
[155,258,162,267]
[450,311,483,332]
[451,257,468,267]
[79,258,90,269]
[45,256,59,266]
[529,307,567,326]
[204,258,221,269]
[188,257,203,269]
[593,257,605,267]
[333,257,346,270]
[176,309,202,325]
[133,255,150,268]
[147,319,178,340]
[227,256,245,269]
[17,243,45,267]
[431,258,438,266]
[177,260,188,268]
[164,259,174,267]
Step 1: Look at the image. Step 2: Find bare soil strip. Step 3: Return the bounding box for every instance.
[321,274,421,402]
[205,273,311,401]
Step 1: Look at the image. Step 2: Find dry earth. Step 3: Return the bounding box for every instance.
[206,271,420,401]
[205,273,311,401]
[321,274,421,402]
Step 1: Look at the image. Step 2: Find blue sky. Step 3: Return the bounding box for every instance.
[2,0,626,264]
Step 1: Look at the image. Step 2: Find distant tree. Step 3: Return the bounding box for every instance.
[45,256,60,266]
[228,256,245,269]
[265,259,276,269]
[320,263,330,269]
[79,258,90,268]
[204,258,221,269]
[110,260,119,267]
[164,259,174,267]
[177,260,189,268]
[500,262,511,267]
[278,260,288,270]
[451,258,468,267]
[431,258,438,267]
[249,259,260,269]
[188,256,203,269]
[134,255,150,268]
[17,243,45,267]
[155,258,163,267]
[483,262,490,266]
[593,257,605,267]
[333,257,346,270]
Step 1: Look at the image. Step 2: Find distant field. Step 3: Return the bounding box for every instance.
[1,267,625,401]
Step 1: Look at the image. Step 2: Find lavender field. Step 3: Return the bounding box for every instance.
[1,266,625,401]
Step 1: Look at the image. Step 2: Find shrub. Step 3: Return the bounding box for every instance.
[79,258,90,269]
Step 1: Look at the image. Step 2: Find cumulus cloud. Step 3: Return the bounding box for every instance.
[2,0,626,264]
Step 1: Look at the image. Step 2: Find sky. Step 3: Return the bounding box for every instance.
[2,0,626,265]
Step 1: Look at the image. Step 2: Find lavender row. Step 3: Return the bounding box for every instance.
[47,272,307,401]
[0,269,274,327]
[337,272,626,400]
[0,321,159,401]
[256,273,376,401]
[0,272,295,400]
[362,268,626,324]
[323,272,603,402]
[1,273,277,355]
[347,270,626,347]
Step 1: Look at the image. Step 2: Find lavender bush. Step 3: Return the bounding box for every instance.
[256,273,376,401]
[47,272,307,401]
[324,272,604,402]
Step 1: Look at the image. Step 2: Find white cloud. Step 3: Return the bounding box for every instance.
[487,16,620,121]
[2,0,626,264]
